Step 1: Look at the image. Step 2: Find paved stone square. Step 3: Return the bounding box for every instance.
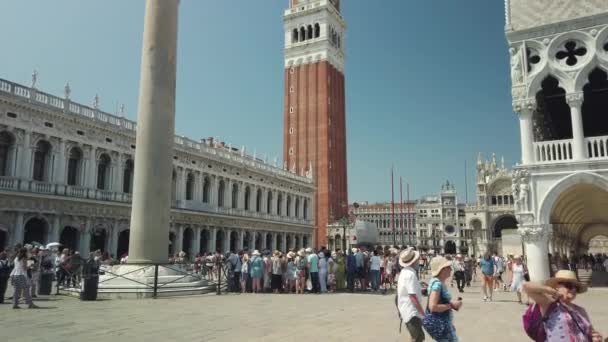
[1,281,607,342]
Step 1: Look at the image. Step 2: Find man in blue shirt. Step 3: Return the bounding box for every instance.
[479,252,495,301]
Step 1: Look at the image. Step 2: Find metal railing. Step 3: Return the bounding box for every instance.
[55,261,231,298]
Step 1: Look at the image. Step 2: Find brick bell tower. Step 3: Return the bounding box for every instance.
[283,0,348,248]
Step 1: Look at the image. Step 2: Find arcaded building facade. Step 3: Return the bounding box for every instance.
[0,76,314,257]
[283,0,348,247]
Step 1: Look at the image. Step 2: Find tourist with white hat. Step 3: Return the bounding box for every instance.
[523,270,603,341]
[396,248,425,342]
[295,249,307,294]
[249,250,263,294]
[306,247,320,293]
[425,256,462,341]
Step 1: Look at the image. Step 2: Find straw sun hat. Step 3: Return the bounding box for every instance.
[430,256,453,277]
[545,270,587,294]
[398,248,420,268]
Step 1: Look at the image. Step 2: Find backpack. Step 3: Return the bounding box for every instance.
[522,304,546,341]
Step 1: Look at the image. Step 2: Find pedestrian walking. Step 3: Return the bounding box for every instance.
[397,248,425,342]
[424,256,462,341]
[10,247,38,309]
[479,252,495,302]
[0,250,12,303]
[510,255,528,304]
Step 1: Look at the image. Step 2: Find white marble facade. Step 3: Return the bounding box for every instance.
[0,77,314,258]
[506,1,608,281]
[465,153,517,257]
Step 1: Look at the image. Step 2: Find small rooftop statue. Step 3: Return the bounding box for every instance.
[119,104,126,117]
[31,70,38,89]
[64,82,71,99]
[93,94,100,109]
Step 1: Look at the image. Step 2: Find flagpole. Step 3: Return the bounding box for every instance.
[407,182,412,246]
[400,177,404,247]
[391,165,396,246]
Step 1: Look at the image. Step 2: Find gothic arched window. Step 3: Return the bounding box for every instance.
[123,159,134,193]
[277,194,283,216]
[185,173,195,200]
[267,191,272,214]
[307,25,313,39]
[231,183,238,209]
[96,153,111,190]
[32,140,51,182]
[67,147,83,186]
[314,23,320,38]
[303,199,308,219]
[244,186,251,210]
[256,188,262,212]
[0,132,15,177]
[300,27,306,41]
[292,28,299,43]
[203,177,210,203]
[218,180,225,207]
[287,196,292,217]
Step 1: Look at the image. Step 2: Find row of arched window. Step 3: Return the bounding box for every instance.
[172,172,309,220]
[0,131,134,193]
[291,23,320,43]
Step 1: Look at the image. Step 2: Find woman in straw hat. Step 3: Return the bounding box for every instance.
[295,249,307,294]
[523,270,603,341]
[426,256,462,341]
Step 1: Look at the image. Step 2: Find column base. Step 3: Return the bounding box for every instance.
[97,263,212,299]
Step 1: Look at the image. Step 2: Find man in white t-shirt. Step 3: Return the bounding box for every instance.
[397,248,425,342]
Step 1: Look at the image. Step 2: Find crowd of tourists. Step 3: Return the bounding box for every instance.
[189,245,404,294]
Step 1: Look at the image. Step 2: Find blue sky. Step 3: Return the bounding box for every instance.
[0,0,517,203]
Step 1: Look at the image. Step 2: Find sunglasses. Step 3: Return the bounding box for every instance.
[558,282,577,291]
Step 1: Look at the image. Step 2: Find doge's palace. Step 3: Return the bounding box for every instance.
[0,75,314,258]
[506,0,608,281]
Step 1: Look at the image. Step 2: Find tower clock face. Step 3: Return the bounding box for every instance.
[445,225,455,234]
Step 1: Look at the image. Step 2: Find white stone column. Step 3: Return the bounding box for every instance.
[209,227,217,253]
[224,228,231,253]
[226,179,233,209]
[238,230,244,251]
[192,226,201,255]
[86,147,97,189]
[238,182,245,209]
[271,232,277,251]
[566,93,586,161]
[282,233,287,252]
[128,0,179,264]
[514,100,535,165]
[19,130,32,180]
[520,225,550,282]
[49,216,60,245]
[210,176,219,206]
[113,156,125,192]
[54,139,66,185]
[175,224,184,253]
[80,218,92,256]
[12,211,24,246]
[194,172,202,201]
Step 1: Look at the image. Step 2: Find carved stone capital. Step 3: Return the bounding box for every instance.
[512,98,536,116]
[518,225,549,243]
[566,92,584,107]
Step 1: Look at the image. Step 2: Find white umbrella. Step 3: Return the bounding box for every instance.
[46,242,62,249]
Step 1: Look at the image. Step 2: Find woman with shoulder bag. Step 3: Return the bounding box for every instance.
[423,256,462,341]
